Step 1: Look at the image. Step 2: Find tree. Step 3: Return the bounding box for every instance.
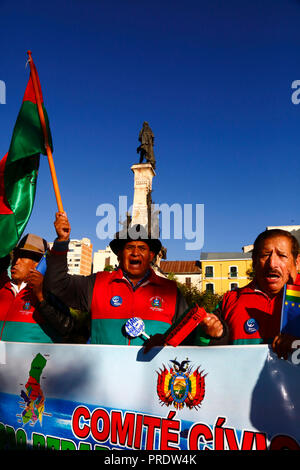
[104,264,114,272]
[174,280,222,312]
[167,272,178,282]
[246,263,255,280]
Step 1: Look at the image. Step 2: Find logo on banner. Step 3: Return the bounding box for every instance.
[156,358,206,410]
[19,353,48,426]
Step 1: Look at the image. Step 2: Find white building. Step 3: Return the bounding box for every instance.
[68,238,93,275]
[49,238,93,275]
[159,260,202,289]
[93,246,119,273]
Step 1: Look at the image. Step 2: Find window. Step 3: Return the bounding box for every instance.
[229,266,238,278]
[230,283,238,291]
[185,277,191,287]
[205,266,214,278]
[206,283,214,293]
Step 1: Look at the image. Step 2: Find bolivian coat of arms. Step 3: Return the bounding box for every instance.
[156,358,206,410]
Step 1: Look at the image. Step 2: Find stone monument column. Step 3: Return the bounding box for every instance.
[131,122,166,268]
[130,163,155,228]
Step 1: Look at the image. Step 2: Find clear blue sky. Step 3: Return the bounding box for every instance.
[1,0,300,261]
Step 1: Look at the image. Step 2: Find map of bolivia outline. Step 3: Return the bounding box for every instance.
[20,353,47,426]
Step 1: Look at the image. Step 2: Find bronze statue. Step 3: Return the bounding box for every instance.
[137,121,156,169]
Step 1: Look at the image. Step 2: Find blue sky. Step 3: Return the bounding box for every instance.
[1,0,300,261]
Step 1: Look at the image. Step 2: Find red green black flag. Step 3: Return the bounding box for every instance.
[0,60,52,258]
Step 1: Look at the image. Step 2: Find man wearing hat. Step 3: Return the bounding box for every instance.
[0,233,75,343]
[43,212,227,346]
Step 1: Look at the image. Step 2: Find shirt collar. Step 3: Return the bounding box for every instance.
[241,279,284,300]
[109,267,161,289]
[10,281,27,295]
[122,269,151,290]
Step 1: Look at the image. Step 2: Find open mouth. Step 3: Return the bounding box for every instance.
[265,272,280,280]
[129,259,141,266]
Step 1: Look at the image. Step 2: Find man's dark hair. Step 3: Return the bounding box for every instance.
[252,229,300,262]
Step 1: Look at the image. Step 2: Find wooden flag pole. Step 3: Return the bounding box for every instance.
[27,50,64,212]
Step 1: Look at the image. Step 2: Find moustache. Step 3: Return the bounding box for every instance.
[264,269,281,278]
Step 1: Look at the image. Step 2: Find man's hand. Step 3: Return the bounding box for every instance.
[200,313,224,338]
[27,270,44,303]
[54,211,71,241]
[272,333,297,360]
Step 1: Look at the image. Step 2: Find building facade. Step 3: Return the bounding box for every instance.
[159,260,202,289]
[93,246,119,273]
[67,238,93,275]
[200,252,252,295]
[48,238,93,275]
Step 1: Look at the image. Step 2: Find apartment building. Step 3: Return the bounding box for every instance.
[67,238,93,275]
[48,238,93,275]
[200,252,252,295]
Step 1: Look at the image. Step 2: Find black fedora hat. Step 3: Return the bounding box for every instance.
[109,224,162,255]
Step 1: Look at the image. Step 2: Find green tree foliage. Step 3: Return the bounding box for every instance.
[167,273,222,312]
[104,265,114,272]
[246,264,255,280]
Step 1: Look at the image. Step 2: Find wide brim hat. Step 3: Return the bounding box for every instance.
[13,233,49,262]
[109,224,162,256]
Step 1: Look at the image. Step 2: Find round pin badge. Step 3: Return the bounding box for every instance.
[110,296,122,307]
[125,317,150,339]
[244,318,259,334]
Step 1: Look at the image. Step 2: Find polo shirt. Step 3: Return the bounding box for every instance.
[90,268,178,345]
[0,278,55,343]
[220,274,300,345]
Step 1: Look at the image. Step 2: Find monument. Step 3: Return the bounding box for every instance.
[130,122,166,263]
[131,122,157,232]
[95,122,166,273]
[130,163,156,229]
[136,121,156,169]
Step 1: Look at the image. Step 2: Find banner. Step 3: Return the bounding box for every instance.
[0,342,300,451]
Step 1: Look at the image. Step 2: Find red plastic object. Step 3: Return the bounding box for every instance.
[164,304,208,347]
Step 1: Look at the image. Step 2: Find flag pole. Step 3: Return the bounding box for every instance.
[26,50,64,212]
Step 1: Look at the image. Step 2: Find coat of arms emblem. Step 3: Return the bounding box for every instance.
[156,358,206,410]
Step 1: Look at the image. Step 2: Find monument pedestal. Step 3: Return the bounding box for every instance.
[131,163,156,228]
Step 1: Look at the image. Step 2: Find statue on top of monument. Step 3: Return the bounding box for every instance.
[137,121,156,169]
